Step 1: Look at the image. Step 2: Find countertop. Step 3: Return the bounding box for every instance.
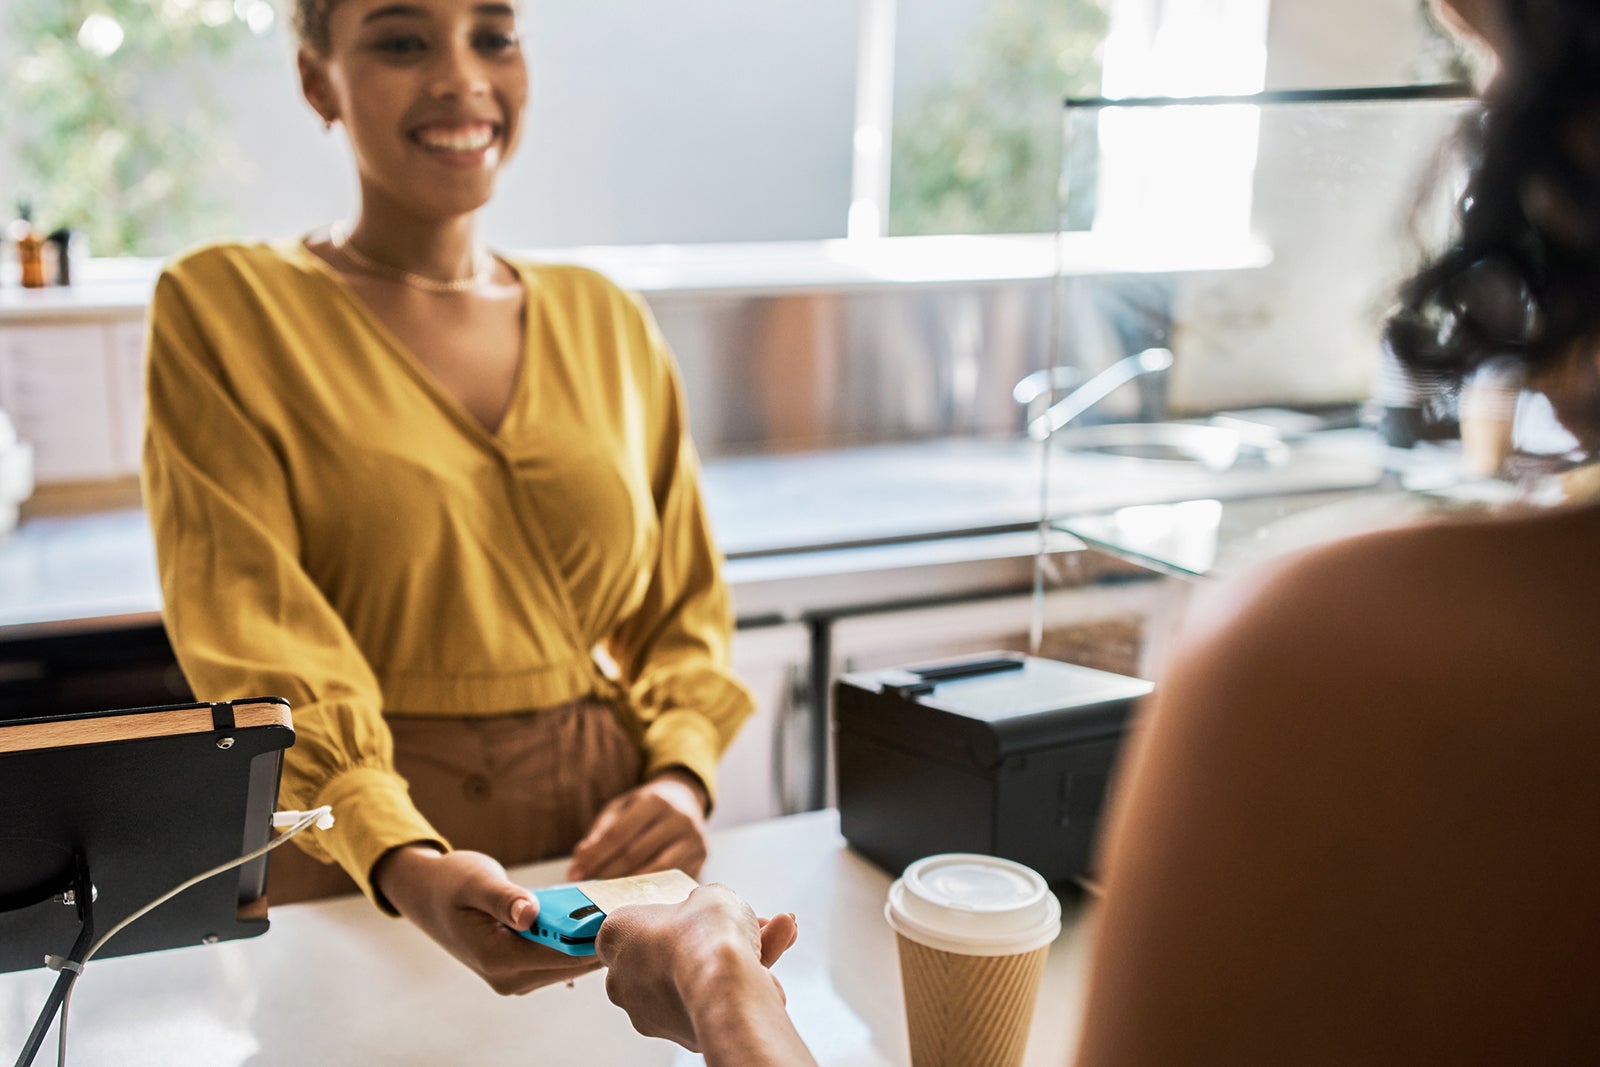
[0,433,1394,638]
[1058,483,1511,580]
[0,810,1095,1066]
[0,234,1272,322]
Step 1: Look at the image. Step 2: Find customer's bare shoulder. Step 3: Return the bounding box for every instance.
[1146,497,1600,840]
[1243,500,1600,701]
[1183,498,1595,650]
[1085,502,1600,1065]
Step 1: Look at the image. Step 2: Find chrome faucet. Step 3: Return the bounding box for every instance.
[1011,366,1083,410]
[1021,347,1174,441]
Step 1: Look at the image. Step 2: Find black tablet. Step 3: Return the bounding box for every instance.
[0,697,294,974]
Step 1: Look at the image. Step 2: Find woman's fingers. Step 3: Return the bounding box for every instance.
[382,849,606,995]
[586,816,706,880]
[571,785,707,880]
[584,815,677,878]
[446,850,540,930]
[570,793,632,871]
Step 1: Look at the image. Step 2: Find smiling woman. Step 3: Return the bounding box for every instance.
[139,0,757,1000]
[297,0,528,254]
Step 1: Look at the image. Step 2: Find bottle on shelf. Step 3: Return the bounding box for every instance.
[45,229,79,287]
[8,202,47,289]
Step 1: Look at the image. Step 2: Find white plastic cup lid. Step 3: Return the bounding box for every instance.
[884,853,1062,957]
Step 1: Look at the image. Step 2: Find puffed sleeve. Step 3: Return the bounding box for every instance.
[141,264,445,910]
[604,295,755,809]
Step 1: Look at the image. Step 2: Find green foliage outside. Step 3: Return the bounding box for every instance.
[0,0,271,257]
[890,0,1108,237]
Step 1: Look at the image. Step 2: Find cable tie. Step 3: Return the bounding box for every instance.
[272,807,335,831]
[45,954,83,974]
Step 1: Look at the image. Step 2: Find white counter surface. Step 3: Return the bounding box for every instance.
[0,234,1271,322]
[0,811,1094,1066]
[0,435,1389,637]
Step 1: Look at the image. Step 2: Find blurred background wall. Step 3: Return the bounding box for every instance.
[0,0,1448,253]
[0,0,1469,448]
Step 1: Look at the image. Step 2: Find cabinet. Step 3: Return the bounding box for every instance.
[0,319,146,484]
[830,581,1181,682]
[712,621,813,829]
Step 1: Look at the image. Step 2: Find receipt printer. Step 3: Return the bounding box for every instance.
[835,653,1153,886]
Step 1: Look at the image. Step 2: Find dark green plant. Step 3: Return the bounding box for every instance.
[1,0,270,256]
[889,0,1108,236]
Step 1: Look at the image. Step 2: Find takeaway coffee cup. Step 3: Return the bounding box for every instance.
[885,854,1062,1067]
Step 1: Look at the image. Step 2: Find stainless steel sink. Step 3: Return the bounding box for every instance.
[704,432,1388,558]
[1049,421,1291,471]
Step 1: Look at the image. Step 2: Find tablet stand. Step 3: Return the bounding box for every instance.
[1,698,294,1067]
[9,859,94,1067]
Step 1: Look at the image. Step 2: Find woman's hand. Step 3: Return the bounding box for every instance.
[596,884,811,1065]
[373,845,600,995]
[568,768,710,881]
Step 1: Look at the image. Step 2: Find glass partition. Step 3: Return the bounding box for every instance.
[1029,84,1480,658]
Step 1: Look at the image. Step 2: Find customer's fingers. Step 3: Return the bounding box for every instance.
[758,912,799,967]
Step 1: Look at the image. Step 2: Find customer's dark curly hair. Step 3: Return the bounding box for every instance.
[1386,0,1600,384]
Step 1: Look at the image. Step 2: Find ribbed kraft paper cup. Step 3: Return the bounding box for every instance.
[885,854,1062,1067]
[895,936,1050,1067]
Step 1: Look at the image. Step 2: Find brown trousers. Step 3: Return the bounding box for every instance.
[268,699,643,904]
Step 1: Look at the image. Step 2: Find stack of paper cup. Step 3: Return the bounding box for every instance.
[885,854,1062,1067]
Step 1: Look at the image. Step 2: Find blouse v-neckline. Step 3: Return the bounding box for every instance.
[289,237,537,446]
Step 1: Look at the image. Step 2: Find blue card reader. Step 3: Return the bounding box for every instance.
[518,885,605,957]
[516,871,699,957]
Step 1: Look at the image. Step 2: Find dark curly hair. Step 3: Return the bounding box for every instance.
[291,0,339,54]
[1386,0,1600,384]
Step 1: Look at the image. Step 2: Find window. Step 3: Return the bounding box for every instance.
[1088,0,1270,242]
[871,0,1270,240]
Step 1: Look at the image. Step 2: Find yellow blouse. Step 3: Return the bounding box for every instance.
[142,241,752,905]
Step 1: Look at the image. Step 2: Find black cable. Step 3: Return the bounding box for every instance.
[12,918,92,1067]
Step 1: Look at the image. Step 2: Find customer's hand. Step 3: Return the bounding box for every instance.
[374,845,599,995]
[596,884,802,1055]
[568,768,709,880]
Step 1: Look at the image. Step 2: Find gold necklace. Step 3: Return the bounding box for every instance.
[330,225,493,294]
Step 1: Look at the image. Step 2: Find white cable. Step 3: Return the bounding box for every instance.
[272,809,335,831]
[49,805,334,1067]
